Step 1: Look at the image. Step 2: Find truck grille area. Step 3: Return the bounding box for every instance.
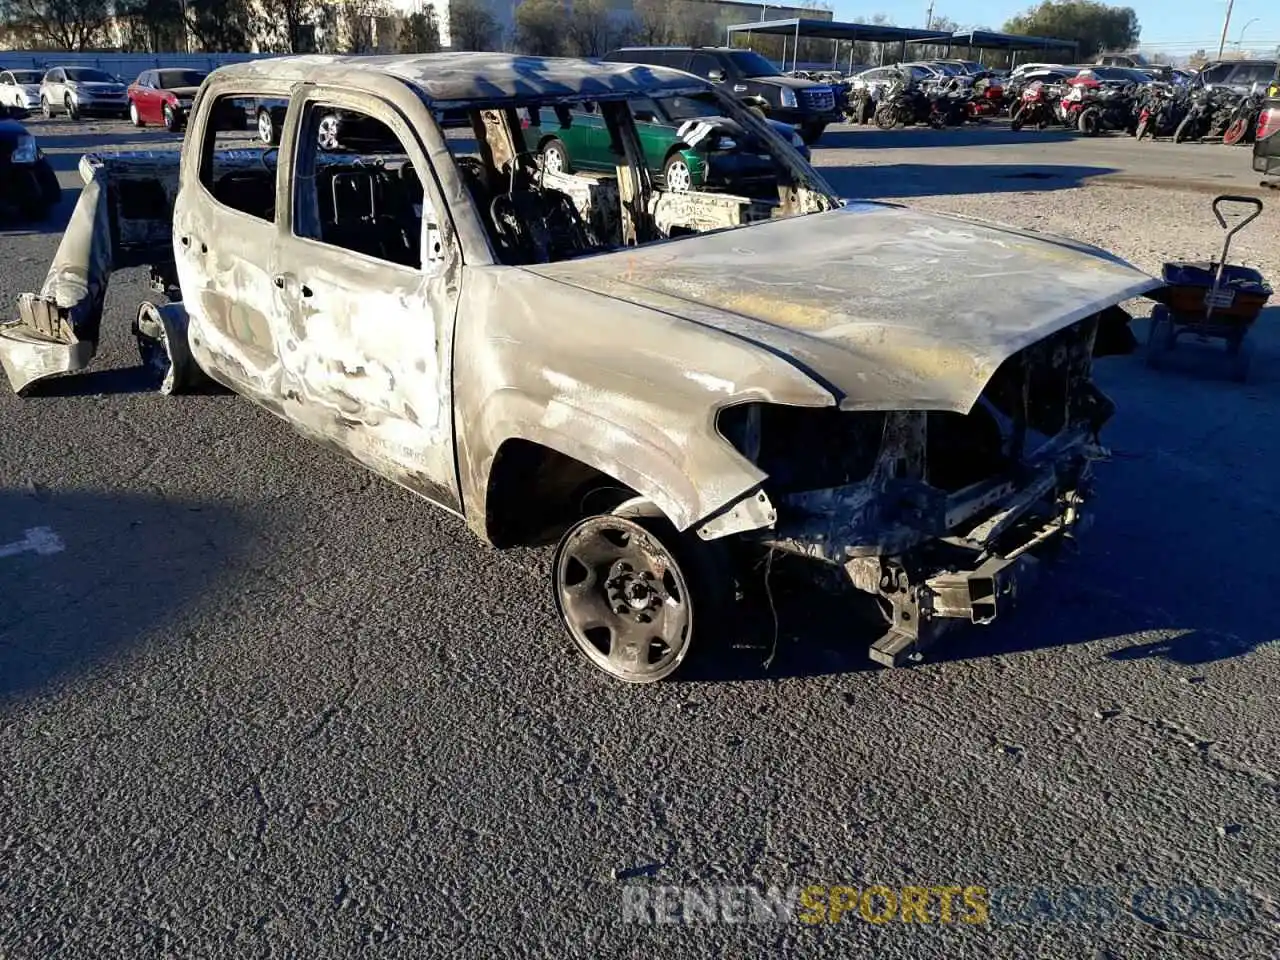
[800,87,836,112]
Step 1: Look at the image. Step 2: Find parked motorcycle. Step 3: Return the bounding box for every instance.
[1010,81,1056,130]
[845,87,875,125]
[1223,92,1263,146]
[1134,84,1187,140]
[1174,87,1235,143]
[873,79,931,129]
[1073,84,1137,136]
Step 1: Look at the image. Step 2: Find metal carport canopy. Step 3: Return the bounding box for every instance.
[724,18,952,71]
[908,29,1080,60]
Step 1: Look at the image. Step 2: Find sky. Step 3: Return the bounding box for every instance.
[829,0,1280,57]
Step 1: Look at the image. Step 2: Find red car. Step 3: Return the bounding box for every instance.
[127,68,207,132]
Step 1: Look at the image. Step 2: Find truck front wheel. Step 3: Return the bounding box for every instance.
[553,513,726,683]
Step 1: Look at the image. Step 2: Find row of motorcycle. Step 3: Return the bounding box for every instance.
[846,78,1004,130]
[844,75,1266,146]
[1005,79,1266,145]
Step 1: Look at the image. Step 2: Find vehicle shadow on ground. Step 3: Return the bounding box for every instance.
[0,176,79,236]
[21,365,162,397]
[820,124,1077,150]
[824,162,1117,199]
[0,488,251,703]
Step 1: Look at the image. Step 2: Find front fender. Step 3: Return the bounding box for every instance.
[453,267,835,541]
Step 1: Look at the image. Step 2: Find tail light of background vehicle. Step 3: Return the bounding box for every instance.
[1258,107,1280,141]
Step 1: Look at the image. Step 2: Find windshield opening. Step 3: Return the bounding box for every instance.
[65,68,114,83]
[726,50,780,78]
[434,92,833,267]
[158,70,207,89]
[12,70,41,83]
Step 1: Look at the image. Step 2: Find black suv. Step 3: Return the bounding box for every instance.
[603,46,840,144]
[1193,58,1279,95]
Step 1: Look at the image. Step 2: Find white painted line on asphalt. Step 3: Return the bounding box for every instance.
[0,527,65,559]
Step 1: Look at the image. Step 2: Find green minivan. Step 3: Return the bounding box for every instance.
[522,93,809,193]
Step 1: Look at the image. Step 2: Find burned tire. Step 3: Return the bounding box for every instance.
[133,301,209,396]
[540,138,571,175]
[553,513,724,683]
[1077,108,1100,136]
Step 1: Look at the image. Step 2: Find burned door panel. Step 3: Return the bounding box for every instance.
[270,91,462,511]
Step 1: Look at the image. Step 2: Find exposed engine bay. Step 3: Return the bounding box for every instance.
[716,312,1117,665]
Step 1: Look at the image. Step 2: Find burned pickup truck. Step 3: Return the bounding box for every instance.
[0,53,1160,682]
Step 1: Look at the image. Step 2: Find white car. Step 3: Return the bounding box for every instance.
[0,69,43,111]
[39,66,129,120]
[848,64,937,98]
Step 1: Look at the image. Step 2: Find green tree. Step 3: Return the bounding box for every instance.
[1003,0,1139,59]
[449,0,497,50]
[514,0,565,56]
[565,0,612,57]
[185,0,257,51]
[399,4,440,53]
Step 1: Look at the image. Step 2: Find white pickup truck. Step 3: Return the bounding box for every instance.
[0,53,1160,682]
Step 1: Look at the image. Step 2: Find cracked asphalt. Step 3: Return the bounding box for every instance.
[1,117,1278,958]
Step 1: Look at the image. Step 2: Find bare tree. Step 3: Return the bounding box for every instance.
[564,0,611,57]
[2,0,109,50]
[449,0,497,50]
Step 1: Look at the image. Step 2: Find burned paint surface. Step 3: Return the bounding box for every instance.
[6,49,1158,633]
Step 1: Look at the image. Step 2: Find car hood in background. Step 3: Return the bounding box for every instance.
[526,202,1160,414]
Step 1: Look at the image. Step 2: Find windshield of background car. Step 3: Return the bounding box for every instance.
[11,70,41,83]
[726,51,781,78]
[65,69,113,82]
[658,94,723,120]
[158,70,207,89]
[1230,62,1279,86]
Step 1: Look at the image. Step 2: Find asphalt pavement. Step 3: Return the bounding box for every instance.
[1,117,1278,958]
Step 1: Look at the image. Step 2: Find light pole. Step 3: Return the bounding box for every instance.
[1237,17,1260,50]
[1217,0,1234,59]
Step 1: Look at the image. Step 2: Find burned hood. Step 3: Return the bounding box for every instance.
[525,202,1159,413]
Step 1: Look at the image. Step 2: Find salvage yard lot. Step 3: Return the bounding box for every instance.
[2,117,1278,957]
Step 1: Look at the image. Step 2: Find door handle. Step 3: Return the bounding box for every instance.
[300,283,313,298]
